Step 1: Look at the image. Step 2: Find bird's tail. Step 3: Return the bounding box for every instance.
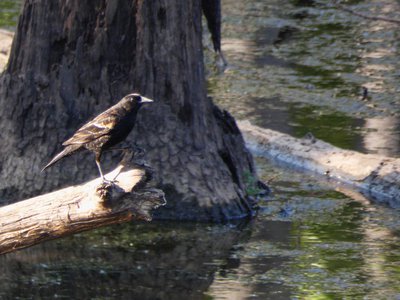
[41,144,82,172]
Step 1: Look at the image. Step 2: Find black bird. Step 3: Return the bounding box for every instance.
[42,93,153,181]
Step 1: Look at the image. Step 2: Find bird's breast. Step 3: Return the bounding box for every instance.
[104,113,137,148]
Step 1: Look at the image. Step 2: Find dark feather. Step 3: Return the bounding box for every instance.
[42,93,153,181]
[41,144,82,172]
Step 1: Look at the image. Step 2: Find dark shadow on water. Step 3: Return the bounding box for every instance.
[0,218,302,299]
[205,219,295,299]
[0,220,252,299]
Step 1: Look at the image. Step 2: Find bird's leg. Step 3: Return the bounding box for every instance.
[95,155,105,181]
[95,152,109,183]
[95,152,118,185]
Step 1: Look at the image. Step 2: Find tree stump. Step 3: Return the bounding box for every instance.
[0,0,257,222]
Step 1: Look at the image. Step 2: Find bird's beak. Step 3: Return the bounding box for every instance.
[140,96,154,103]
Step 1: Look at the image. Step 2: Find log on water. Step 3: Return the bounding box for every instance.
[0,154,165,255]
[238,120,400,207]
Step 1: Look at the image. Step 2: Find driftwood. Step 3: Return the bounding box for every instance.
[238,121,400,207]
[0,151,165,255]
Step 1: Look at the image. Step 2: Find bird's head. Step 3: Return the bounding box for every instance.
[124,93,154,105]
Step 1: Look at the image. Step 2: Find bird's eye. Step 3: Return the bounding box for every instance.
[126,94,141,102]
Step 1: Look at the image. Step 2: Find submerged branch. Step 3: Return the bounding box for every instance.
[238,121,400,207]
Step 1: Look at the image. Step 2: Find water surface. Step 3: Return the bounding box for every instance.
[206,0,400,156]
[0,0,21,29]
[2,159,400,299]
[2,0,400,299]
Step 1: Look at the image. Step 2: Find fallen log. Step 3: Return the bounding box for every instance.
[238,120,400,207]
[0,151,165,255]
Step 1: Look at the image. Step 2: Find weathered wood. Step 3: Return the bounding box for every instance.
[238,120,400,207]
[0,154,165,255]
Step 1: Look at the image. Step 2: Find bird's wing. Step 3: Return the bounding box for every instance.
[62,110,121,146]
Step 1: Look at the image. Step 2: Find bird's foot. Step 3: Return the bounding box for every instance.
[132,145,145,157]
[101,177,119,186]
[96,179,126,206]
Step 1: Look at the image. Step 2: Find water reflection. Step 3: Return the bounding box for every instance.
[207,159,400,299]
[206,221,294,299]
[1,161,400,299]
[0,221,250,299]
[0,0,21,29]
[243,95,366,151]
[207,0,400,156]
[2,0,400,299]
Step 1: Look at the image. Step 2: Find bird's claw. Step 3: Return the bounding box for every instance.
[101,178,119,186]
[133,146,145,156]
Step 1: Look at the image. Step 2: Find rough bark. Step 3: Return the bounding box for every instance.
[0,154,165,255]
[239,120,400,207]
[0,1,257,221]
